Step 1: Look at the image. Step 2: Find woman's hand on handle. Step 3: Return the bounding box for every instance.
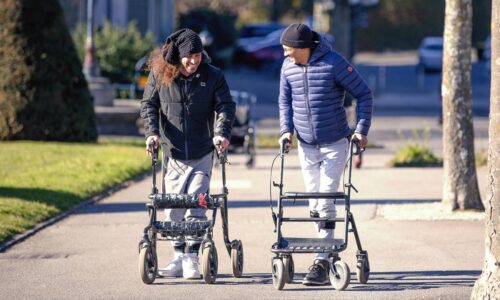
[145,135,160,158]
[213,136,230,154]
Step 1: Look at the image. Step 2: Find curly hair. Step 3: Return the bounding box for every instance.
[147,43,179,87]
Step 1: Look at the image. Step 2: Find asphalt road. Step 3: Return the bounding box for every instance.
[225,55,490,119]
[0,149,487,300]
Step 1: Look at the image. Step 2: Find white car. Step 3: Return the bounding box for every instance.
[418,36,443,73]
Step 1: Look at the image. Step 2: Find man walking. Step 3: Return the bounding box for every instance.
[278,23,373,285]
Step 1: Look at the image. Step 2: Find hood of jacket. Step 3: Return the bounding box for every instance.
[308,34,333,64]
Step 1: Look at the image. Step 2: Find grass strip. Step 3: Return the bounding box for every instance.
[0,141,149,243]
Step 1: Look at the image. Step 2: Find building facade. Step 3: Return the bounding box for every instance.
[60,0,176,44]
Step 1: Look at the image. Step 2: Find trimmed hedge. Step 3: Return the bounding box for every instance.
[0,0,96,141]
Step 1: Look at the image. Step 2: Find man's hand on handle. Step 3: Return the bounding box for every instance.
[213,136,230,154]
[279,132,293,153]
[353,133,368,148]
[145,135,160,158]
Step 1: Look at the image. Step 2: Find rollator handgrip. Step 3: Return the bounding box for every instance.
[280,137,290,155]
[148,140,158,163]
[351,137,364,155]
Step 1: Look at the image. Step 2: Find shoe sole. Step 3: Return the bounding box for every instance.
[302,279,330,286]
[157,270,183,278]
[157,273,183,278]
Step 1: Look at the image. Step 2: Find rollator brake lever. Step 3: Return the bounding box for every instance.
[345,183,359,193]
[272,212,277,233]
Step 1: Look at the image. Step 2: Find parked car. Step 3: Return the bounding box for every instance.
[233,28,285,69]
[417,36,443,73]
[234,27,334,70]
[240,23,285,39]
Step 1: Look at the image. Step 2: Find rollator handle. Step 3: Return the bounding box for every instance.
[214,140,227,162]
[351,137,364,156]
[148,140,158,163]
[280,137,290,155]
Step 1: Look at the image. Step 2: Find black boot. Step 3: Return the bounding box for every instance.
[302,260,330,286]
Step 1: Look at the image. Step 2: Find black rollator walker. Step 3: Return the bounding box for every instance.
[138,141,244,284]
[269,137,370,290]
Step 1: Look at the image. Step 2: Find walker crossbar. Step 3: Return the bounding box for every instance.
[283,192,345,199]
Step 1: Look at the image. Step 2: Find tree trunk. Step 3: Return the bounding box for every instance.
[441,0,483,211]
[471,0,500,297]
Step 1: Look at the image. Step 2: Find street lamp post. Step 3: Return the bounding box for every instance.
[83,0,100,78]
[82,0,114,107]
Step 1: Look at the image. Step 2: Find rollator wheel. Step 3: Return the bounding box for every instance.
[283,256,294,283]
[231,240,244,278]
[330,260,350,291]
[271,258,285,290]
[201,243,218,284]
[138,243,157,284]
[356,251,370,284]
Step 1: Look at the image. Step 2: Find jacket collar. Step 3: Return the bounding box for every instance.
[308,34,333,64]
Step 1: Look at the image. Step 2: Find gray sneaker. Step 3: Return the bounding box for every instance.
[302,260,329,286]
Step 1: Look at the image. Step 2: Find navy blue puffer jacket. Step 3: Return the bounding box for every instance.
[279,35,373,146]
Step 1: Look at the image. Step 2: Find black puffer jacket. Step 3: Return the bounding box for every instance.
[140,54,235,160]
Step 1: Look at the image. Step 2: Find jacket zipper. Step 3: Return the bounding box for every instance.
[181,79,189,160]
[303,65,317,145]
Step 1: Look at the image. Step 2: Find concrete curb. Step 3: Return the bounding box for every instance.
[0,171,151,253]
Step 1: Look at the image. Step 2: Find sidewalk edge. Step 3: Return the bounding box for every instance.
[0,171,150,253]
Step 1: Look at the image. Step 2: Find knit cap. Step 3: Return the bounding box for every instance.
[164,28,203,64]
[280,23,317,49]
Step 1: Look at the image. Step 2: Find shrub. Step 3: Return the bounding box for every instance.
[179,7,237,68]
[476,149,488,167]
[389,144,442,167]
[72,21,155,83]
[388,128,442,167]
[0,0,97,141]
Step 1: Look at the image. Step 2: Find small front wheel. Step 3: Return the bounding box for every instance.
[138,244,157,284]
[356,251,370,284]
[201,243,218,284]
[330,260,350,291]
[231,240,244,278]
[283,256,294,283]
[271,258,285,290]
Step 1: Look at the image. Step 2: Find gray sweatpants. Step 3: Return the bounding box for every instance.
[163,152,213,247]
[297,138,349,261]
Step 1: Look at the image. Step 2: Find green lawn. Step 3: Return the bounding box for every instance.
[0,141,150,243]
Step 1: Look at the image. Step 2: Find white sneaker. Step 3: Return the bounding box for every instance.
[157,255,183,277]
[182,253,201,279]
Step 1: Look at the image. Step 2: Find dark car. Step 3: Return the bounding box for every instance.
[240,23,285,39]
[234,28,285,69]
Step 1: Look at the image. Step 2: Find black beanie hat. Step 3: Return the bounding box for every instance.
[280,23,316,49]
[164,28,203,64]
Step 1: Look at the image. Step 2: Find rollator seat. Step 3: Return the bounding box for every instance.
[153,221,212,236]
[273,237,345,253]
[283,192,345,199]
[149,193,219,209]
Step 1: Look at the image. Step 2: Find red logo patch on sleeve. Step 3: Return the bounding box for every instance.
[347,66,353,73]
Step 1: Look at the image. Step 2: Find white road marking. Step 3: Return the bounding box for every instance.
[211,180,251,189]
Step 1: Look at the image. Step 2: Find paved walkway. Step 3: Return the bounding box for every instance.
[0,137,488,299]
